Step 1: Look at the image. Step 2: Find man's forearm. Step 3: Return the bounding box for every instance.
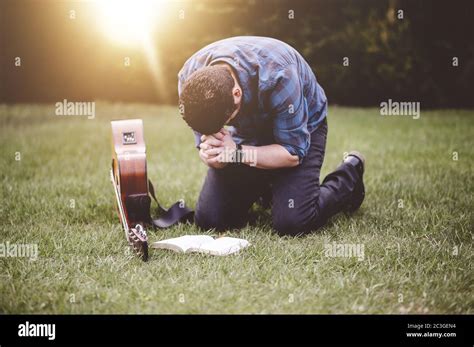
[241,144,299,169]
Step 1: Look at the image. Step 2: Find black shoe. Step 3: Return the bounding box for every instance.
[343,151,365,213]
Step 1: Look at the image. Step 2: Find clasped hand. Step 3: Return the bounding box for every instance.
[199,128,236,169]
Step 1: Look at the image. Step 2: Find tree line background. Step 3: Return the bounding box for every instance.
[1,0,473,108]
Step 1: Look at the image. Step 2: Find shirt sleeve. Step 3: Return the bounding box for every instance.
[193,130,202,149]
[270,64,310,163]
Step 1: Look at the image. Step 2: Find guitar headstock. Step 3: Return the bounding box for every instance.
[128,224,148,262]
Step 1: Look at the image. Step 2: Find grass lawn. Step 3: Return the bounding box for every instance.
[0,103,472,314]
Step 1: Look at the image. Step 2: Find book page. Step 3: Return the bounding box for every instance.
[189,237,249,256]
[151,235,215,253]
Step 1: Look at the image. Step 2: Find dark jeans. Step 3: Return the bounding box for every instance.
[194,119,363,236]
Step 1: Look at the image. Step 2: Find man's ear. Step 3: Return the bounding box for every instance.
[232,87,242,104]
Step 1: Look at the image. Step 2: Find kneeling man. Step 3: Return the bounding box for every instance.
[178,36,365,236]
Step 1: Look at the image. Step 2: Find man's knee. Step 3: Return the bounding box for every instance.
[272,208,324,236]
[194,206,245,231]
[195,207,223,230]
[272,215,306,236]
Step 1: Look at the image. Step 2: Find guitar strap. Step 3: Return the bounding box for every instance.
[147,180,194,228]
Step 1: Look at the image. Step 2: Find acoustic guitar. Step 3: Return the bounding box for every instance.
[110,119,150,261]
[110,119,194,262]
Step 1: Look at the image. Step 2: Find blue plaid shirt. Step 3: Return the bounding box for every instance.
[178,36,328,162]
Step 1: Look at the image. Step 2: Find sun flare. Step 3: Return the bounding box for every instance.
[95,0,165,46]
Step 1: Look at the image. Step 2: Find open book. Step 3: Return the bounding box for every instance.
[151,235,249,256]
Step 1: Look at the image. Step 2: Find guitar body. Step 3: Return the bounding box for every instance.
[111,119,150,261]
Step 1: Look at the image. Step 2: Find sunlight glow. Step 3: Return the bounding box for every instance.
[95,0,165,46]
[94,0,168,97]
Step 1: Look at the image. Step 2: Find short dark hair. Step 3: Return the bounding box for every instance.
[179,65,236,135]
